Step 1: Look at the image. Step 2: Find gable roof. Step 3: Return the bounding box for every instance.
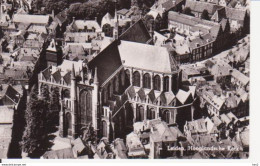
[3,85,21,104]
[162,0,176,11]
[71,20,101,32]
[55,9,68,25]
[101,13,113,28]
[119,19,151,44]
[176,89,191,104]
[211,7,227,22]
[151,122,180,142]
[225,7,246,21]
[52,71,62,83]
[147,10,161,19]
[168,11,221,38]
[211,7,246,22]
[185,0,222,15]
[117,9,130,15]
[231,69,249,85]
[42,67,51,80]
[88,40,123,86]
[13,14,50,25]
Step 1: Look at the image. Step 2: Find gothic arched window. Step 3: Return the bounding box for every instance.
[102,121,107,138]
[143,73,151,89]
[107,83,112,99]
[147,108,156,120]
[133,71,140,87]
[162,110,170,123]
[79,90,92,126]
[125,69,130,87]
[164,76,169,92]
[113,77,119,94]
[154,75,161,91]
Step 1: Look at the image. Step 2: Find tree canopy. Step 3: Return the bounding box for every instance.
[21,86,47,157]
[201,9,210,20]
[183,7,194,16]
[31,0,132,22]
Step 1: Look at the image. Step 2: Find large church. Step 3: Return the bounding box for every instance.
[38,18,198,141]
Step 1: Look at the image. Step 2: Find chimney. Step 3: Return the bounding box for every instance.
[95,17,97,22]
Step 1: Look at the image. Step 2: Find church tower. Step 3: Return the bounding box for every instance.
[113,1,119,40]
[71,64,77,138]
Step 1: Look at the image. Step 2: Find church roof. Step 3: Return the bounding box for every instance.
[118,41,177,73]
[88,40,123,86]
[52,71,62,83]
[119,19,151,44]
[137,88,146,102]
[148,90,156,103]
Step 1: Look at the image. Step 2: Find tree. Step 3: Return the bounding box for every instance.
[45,0,69,14]
[0,55,3,64]
[66,0,115,23]
[21,86,47,158]
[31,0,69,14]
[49,88,60,126]
[118,0,131,9]
[201,9,210,20]
[40,85,50,135]
[8,87,27,158]
[183,7,194,16]
[131,0,155,8]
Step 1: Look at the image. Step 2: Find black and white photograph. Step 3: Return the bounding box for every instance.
[0,0,252,161]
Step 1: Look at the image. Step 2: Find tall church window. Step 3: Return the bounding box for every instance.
[102,121,107,138]
[137,106,144,122]
[79,90,92,126]
[113,77,119,94]
[143,73,151,89]
[164,76,169,92]
[107,83,113,99]
[147,108,156,120]
[136,106,144,122]
[162,110,170,123]
[154,75,161,91]
[65,113,72,137]
[125,69,130,87]
[133,71,140,87]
